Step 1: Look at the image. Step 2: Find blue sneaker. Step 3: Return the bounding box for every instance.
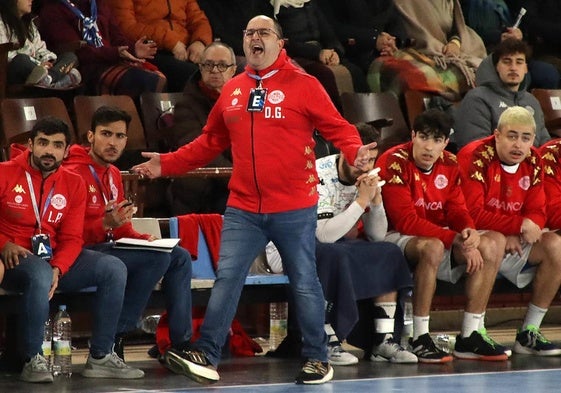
[513,325,561,356]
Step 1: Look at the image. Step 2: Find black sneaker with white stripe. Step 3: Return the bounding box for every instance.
[295,359,333,385]
[163,348,219,384]
[411,333,453,363]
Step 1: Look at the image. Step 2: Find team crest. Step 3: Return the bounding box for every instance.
[519,175,530,190]
[231,98,239,106]
[50,194,67,210]
[434,174,448,190]
[14,195,23,204]
[267,90,285,104]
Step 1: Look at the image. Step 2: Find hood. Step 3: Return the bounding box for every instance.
[66,144,94,166]
[475,54,530,93]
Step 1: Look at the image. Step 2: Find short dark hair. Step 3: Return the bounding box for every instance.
[354,122,381,145]
[31,116,72,145]
[492,38,530,66]
[90,106,132,132]
[413,109,454,139]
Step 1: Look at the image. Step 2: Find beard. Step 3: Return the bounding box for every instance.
[32,154,62,173]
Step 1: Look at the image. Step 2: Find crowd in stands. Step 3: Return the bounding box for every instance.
[4,0,561,388]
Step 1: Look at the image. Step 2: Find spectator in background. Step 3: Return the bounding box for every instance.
[377,109,507,363]
[107,0,212,92]
[38,0,166,98]
[458,106,561,357]
[165,42,236,215]
[317,0,404,74]
[452,38,550,150]
[369,0,486,101]
[0,0,81,88]
[510,0,561,87]
[272,0,370,112]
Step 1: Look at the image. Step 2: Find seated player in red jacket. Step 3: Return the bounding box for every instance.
[457,106,561,357]
[377,109,507,364]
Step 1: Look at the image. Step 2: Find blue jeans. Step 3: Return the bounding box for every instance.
[196,206,327,366]
[87,244,193,347]
[0,249,127,359]
[57,249,127,357]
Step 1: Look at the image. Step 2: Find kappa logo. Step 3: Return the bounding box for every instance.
[89,184,97,193]
[231,88,242,96]
[499,101,508,108]
[12,184,25,193]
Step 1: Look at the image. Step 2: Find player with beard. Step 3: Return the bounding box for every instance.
[63,106,194,376]
[452,38,550,150]
[0,117,143,383]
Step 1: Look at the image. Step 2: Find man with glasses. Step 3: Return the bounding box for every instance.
[166,42,236,215]
[458,106,561,357]
[133,15,376,385]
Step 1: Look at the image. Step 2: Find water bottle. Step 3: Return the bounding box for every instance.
[52,305,72,377]
[269,302,288,352]
[401,291,413,350]
[42,317,52,372]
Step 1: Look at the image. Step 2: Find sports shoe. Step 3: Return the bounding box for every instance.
[453,329,508,361]
[163,348,219,384]
[295,359,333,385]
[81,352,144,379]
[513,325,561,356]
[327,343,359,366]
[410,333,453,364]
[19,354,53,383]
[25,65,49,86]
[370,338,418,363]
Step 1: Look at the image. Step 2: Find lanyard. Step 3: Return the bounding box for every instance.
[246,69,279,88]
[25,172,55,233]
[89,165,115,205]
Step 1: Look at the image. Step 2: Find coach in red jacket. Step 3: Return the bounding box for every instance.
[133,15,375,385]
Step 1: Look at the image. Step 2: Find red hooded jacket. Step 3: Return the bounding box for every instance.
[160,50,363,214]
[0,149,86,274]
[64,145,149,245]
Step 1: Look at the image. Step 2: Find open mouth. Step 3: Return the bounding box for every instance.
[251,44,264,55]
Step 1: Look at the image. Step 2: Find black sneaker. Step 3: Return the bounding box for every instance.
[163,348,219,384]
[513,325,561,356]
[295,359,333,385]
[453,329,508,361]
[410,333,453,364]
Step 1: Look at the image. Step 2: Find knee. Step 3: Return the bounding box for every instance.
[416,238,445,269]
[98,255,127,283]
[479,231,506,267]
[172,247,192,275]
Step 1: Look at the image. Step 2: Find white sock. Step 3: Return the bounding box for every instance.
[324,323,339,345]
[461,312,483,338]
[375,302,397,318]
[522,303,547,330]
[479,312,486,330]
[413,315,430,340]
